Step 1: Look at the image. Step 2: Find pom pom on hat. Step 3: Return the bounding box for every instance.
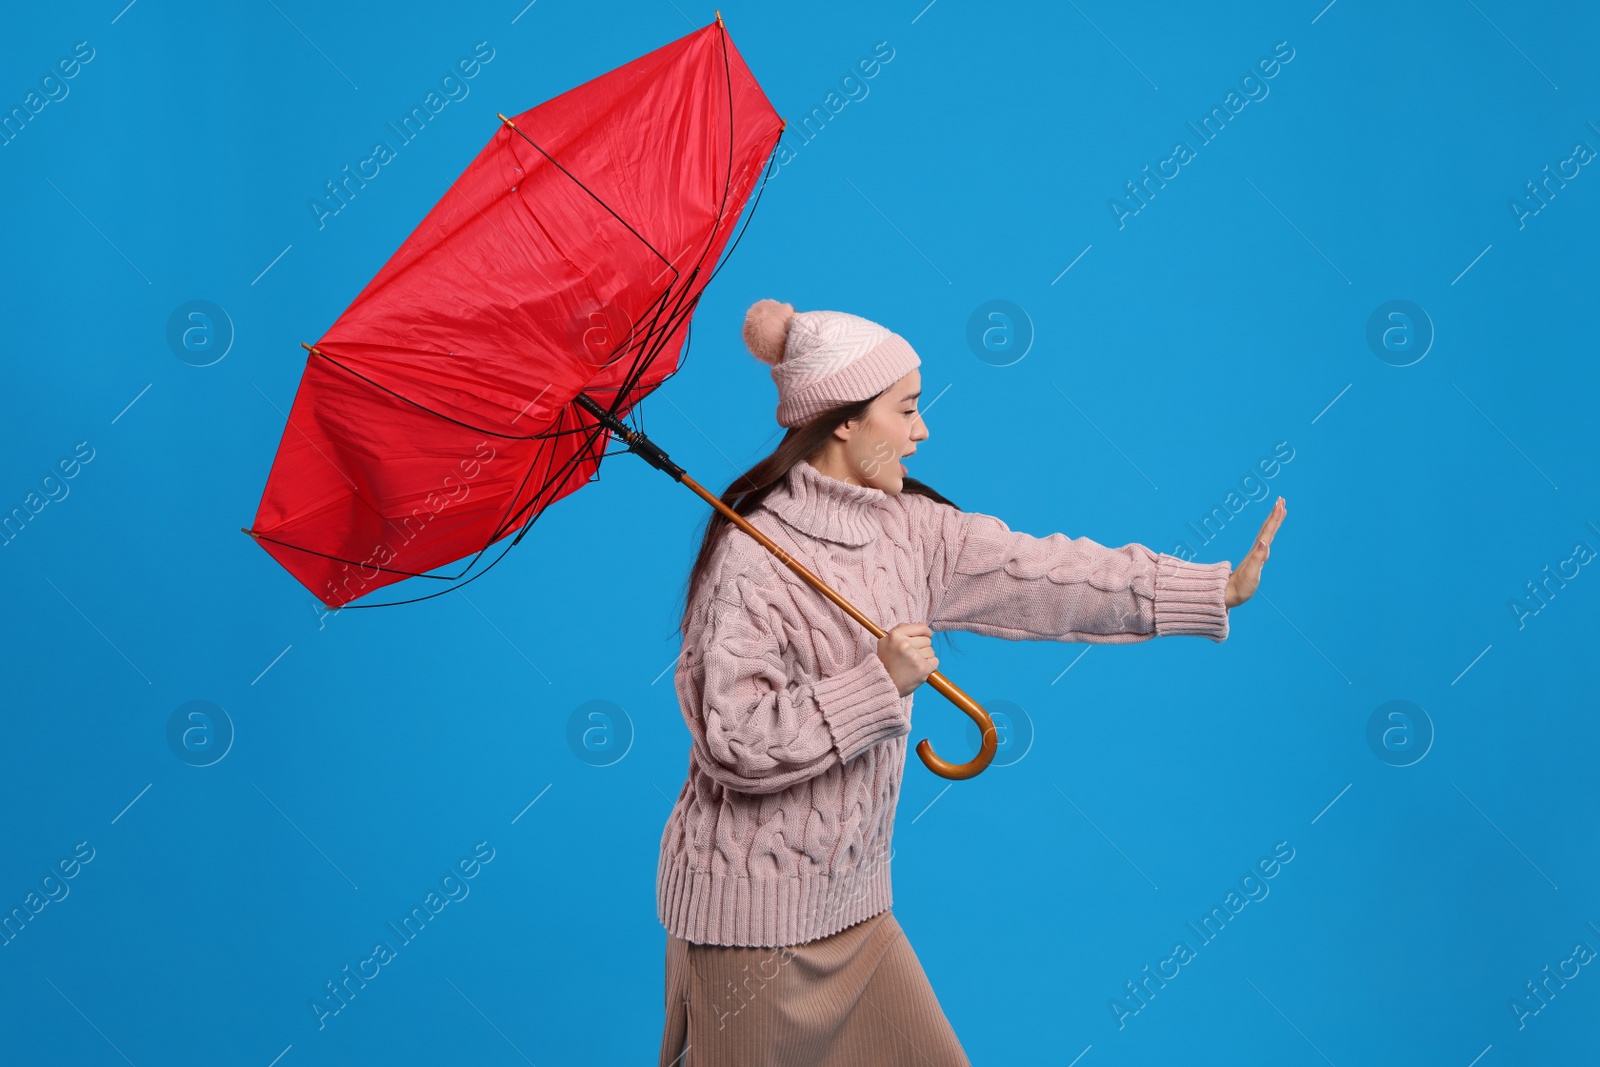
[743,299,794,366]
[743,299,922,428]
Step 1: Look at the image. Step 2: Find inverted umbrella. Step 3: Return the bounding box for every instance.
[242,16,997,779]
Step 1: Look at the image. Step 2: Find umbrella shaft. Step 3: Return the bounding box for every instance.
[575,392,685,481]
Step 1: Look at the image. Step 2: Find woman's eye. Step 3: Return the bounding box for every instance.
[903,409,917,416]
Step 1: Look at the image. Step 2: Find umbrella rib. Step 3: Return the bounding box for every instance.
[490,284,681,545]
[601,21,750,397]
[249,530,461,582]
[304,346,572,441]
[614,21,737,380]
[502,405,601,543]
[700,140,778,292]
[489,20,761,459]
[258,418,607,602]
[499,116,674,272]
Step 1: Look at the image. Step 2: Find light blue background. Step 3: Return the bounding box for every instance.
[4,0,1598,1063]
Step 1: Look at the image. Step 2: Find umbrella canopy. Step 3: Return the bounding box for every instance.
[246,18,783,608]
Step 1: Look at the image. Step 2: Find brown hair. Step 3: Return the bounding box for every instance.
[674,388,961,639]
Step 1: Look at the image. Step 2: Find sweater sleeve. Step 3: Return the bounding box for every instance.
[679,577,909,796]
[926,506,1232,643]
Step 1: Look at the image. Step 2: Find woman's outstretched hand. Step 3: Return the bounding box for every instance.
[1225,497,1287,609]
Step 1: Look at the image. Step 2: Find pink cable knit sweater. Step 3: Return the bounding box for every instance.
[657,458,1232,948]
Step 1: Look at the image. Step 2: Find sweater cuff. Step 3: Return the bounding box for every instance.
[1153,555,1231,642]
[812,652,909,764]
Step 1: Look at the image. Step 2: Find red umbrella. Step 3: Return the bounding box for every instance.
[243,16,998,779]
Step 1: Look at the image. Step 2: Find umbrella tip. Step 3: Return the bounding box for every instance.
[715,9,722,26]
[240,527,258,538]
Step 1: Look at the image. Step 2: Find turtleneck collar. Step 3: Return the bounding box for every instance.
[760,458,886,547]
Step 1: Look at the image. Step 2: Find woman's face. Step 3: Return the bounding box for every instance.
[816,369,929,493]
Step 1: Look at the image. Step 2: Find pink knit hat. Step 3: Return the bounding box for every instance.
[742,299,921,428]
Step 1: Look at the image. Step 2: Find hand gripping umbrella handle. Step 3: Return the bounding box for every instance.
[575,393,999,781]
[709,500,998,780]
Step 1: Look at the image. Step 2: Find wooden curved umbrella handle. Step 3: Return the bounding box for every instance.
[573,394,1000,780]
[915,669,998,779]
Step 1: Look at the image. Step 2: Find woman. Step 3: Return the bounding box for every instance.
[657,300,1287,1065]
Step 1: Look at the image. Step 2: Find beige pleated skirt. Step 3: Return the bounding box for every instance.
[658,908,970,1066]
